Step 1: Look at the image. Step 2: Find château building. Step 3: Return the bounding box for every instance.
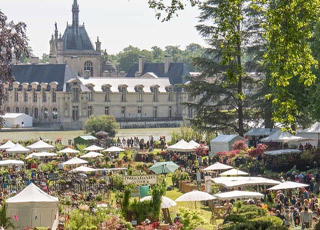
[2,0,194,129]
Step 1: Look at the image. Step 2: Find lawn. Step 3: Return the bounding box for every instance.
[0,127,179,145]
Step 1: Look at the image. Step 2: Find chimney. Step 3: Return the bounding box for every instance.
[49,56,57,64]
[84,70,91,79]
[138,56,146,74]
[102,70,109,77]
[164,55,171,73]
[95,37,101,52]
[31,57,39,64]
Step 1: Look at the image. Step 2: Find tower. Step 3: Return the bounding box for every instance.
[72,0,79,35]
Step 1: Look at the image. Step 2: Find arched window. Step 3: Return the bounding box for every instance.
[52,108,58,119]
[84,61,93,77]
[25,108,29,115]
[15,107,19,113]
[34,108,39,119]
[6,107,10,113]
[44,108,49,119]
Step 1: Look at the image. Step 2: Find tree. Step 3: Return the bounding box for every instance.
[262,0,320,132]
[183,0,265,136]
[40,53,49,63]
[0,10,29,105]
[84,115,119,137]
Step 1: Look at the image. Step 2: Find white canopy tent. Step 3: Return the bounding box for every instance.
[58,148,80,154]
[210,135,242,156]
[103,146,125,152]
[80,152,103,158]
[140,196,177,209]
[6,144,30,154]
[297,122,320,147]
[25,152,58,160]
[27,140,55,151]
[260,130,306,143]
[219,169,249,176]
[268,181,309,190]
[6,183,58,230]
[0,159,24,166]
[83,145,104,151]
[264,149,302,156]
[2,113,33,128]
[189,140,209,150]
[203,162,233,171]
[212,176,280,188]
[213,191,264,200]
[62,157,88,166]
[69,166,97,173]
[167,139,195,152]
[176,190,216,202]
[0,140,15,150]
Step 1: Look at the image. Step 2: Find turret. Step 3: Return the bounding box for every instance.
[95,37,101,52]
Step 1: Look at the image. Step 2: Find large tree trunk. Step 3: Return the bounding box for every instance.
[237,20,244,137]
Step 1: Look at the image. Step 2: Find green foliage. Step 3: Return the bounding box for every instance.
[171,125,205,143]
[150,181,166,220]
[262,0,320,132]
[177,208,205,230]
[0,203,14,229]
[76,144,87,152]
[128,200,153,223]
[84,115,119,137]
[121,187,131,218]
[110,174,124,191]
[171,170,190,187]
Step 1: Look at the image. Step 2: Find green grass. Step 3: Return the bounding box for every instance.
[0,127,179,145]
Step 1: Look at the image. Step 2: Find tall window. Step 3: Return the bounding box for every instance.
[52,88,56,103]
[72,88,79,102]
[15,107,19,113]
[137,87,143,102]
[14,88,18,102]
[42,89,47,102]
[23,89,27,102]
[5,88,8,99]
[120,86,127,102]
[105,106,109,115]
[84,61,93,77]
[104,87,110,102]
[72,106,79,121]
[121,107,126,118]
[34,108,39,118]
[168,87,173,101]
[6,107,10,113]
[44,108,49,119]
[88,106,93,117]
[153,106,158,118]
[153,87,159,102]
[25,108,29,115]
[169,106,172,118]
[88,87,93,101]
[138,106,142,118]
[33,89,37,103]
[52,108,58,119]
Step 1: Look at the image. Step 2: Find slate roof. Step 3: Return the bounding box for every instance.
[62,26,94,51]
[126,62,190,85]
[11,64,76,91]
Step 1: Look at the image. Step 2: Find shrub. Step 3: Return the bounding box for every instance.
[248,144,268,157]
[232,139,248,151]
[177,208,205,230]
[171,170,190,187]
[84,115,119,137]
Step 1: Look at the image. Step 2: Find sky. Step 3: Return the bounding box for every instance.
[1,0,206,57]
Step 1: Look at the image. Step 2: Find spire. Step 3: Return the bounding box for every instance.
[54,22,58,39]
[72,0,79,35]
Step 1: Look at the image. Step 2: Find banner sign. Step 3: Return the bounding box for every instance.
[123,175,158,185]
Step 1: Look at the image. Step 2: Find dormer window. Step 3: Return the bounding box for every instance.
[168,87,174,102]
[104,87,110,102]
[120,86,127,102]
[152,86,159,102]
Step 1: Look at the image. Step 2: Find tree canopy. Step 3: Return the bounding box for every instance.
[84,115,119,137]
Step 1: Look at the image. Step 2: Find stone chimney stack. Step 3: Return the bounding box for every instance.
[49,56,57,64]
[31,57,40,64]
[95,36,101,52]
[164,55,171,74]
[138,56,146,74]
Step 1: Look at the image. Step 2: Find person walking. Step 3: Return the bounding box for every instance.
[300,207,312,229]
